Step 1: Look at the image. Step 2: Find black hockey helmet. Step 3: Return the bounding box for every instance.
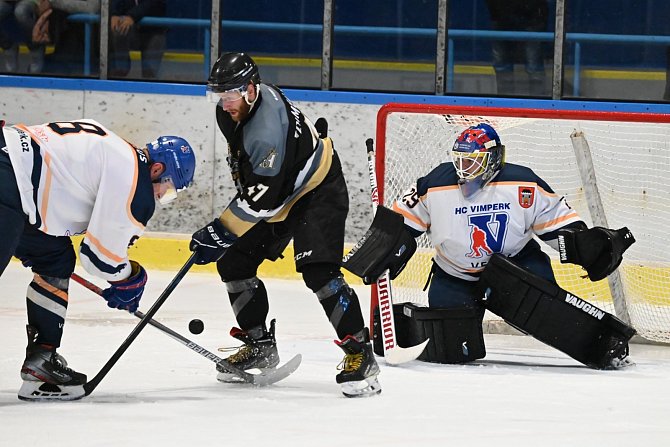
[208,52,261,93]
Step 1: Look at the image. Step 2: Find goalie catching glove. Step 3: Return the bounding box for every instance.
[557,226,635,282]
[342,205,417,285]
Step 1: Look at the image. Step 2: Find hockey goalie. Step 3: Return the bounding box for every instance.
[343,123,636,369]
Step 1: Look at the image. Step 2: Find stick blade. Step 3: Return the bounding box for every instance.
[384,339,429,365]
[249,354,302,386]
[217,354,302,387]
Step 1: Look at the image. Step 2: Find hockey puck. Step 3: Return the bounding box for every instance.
[189,319,204,335]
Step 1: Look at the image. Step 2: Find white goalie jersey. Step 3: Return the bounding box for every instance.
[392,161,582,281]
[2,120,155,281]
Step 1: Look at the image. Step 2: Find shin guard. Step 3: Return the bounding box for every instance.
[316,276,365,340]
[225,277,269,330]
[479,254,636,369]
[26,274,69,347]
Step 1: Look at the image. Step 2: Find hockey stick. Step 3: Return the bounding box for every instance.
[365,138,429,365]
[79,253,196,396]
[71,271,301,386]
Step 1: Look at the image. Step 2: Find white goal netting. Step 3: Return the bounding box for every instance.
[375,103,670,343]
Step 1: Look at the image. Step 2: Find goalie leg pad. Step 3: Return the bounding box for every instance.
[479,254,636,369]
[404,303,486,364]
[372,303,485,363]
[342,205,417,285]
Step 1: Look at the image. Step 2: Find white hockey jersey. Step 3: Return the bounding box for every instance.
[393,162,582,281]
[2,119,155,281]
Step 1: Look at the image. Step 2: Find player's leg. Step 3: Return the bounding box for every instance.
[138,28,166,78]
[108,23,131,77]
[509,239,556,283]
[214,222,284,379]
[291,152,380,397]
[14,226,86,400]
[0,147,25,275]
[410,267,487,363]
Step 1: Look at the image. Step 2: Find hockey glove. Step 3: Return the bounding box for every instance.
[190,218,237,265]
[557,226,635,282]
[102,260,147,313]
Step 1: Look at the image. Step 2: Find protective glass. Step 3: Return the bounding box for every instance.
[452,150,489,180]
[153,176,178,205]
[206,84,247,104]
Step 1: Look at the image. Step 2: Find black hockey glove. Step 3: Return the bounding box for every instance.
[102,261,147,313]
[343,205,417,285]
[557,226,635,282]
[190,218,237,265]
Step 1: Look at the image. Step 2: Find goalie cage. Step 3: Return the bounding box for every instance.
[371,103,670,344]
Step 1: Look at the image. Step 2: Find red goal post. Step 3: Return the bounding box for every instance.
[372,103,670,343]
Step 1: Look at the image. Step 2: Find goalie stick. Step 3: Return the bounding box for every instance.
[365,138,429,365]
[71,272,301,386]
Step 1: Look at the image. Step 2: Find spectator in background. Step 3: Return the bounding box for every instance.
[0,0,49,73]
[485,0,549,96]
[31,0,101,75]
[109,0,166,79]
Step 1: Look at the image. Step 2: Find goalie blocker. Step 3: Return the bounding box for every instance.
[479,254,636,370]
[342,205,417,285]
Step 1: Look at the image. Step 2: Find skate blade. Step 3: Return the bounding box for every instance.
[18,380,85,401]
[217,367,276,384]
[340,376,382,398]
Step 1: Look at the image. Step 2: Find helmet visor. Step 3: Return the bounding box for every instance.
[153,176,179,205]
[452,150,489,180]
[206,84,247,104]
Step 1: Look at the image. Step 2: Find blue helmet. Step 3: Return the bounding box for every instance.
[146,136,196,194]
[451,123,505,198]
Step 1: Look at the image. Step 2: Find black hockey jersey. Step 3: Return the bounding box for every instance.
[215,83,332,236]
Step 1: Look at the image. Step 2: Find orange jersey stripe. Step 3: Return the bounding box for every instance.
[33,274,69,302]
[16,124,53,232]
[123,141,145,231]
[392,202,428,230]
[533,211,580,231]
[85,231,125,263]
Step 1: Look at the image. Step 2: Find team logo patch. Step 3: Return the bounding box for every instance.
[518,187,535,209]
[259,148,278,169]
[180,145,190,153]
[466,213,509,258]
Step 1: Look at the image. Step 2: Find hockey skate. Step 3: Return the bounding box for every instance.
[18,326,86,401]
[604,340,635,370]
[335,330,381,398]
[216,319,280,383]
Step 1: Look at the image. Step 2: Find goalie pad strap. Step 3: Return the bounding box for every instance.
[479,254,636,369]
[342,205,417,285]
[557,226,635,281]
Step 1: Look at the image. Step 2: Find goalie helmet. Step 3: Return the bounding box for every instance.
[146,136,196,204]
[451,123,505,198]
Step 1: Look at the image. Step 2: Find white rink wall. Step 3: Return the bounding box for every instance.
[0,86,379,242]
[4,82,670,247]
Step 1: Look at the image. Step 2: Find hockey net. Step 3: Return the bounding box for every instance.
[373,103,670,344]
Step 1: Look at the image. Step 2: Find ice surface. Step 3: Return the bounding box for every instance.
[1,262,669,446]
